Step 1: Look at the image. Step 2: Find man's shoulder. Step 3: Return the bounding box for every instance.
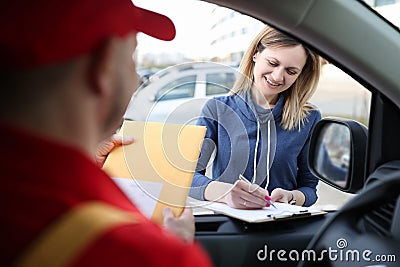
[23,201,211,267]
[79,216,212,266]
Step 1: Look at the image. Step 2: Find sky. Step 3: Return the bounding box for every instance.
[134,0,216,59]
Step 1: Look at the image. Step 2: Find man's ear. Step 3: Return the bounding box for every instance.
[87,38,116,96]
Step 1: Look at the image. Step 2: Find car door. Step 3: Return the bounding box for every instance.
[149,74,198,123]
[132,0,399,266]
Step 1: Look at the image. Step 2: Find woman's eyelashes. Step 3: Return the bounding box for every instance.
[266,60,298,76]
[267,60,278,67]
[286,68,298,76]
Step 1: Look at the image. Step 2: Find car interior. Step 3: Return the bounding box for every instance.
[188,0,400,266]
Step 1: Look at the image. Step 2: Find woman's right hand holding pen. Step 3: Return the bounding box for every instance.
[226,179,272,209]
[204,180,272,209]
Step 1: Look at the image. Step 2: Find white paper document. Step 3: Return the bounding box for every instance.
[197,201,326,223]
[112,178,163,219]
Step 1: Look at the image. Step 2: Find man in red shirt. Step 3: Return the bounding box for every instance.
[0,0,213,266]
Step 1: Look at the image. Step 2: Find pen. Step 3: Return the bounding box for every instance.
[238,174,277,209]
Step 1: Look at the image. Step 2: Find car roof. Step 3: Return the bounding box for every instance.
[138,61,238,91]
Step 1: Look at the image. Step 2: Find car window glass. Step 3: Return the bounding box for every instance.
[311,63,371,127]
[364,0,400,29]
[310,63,371,210]
[155,75,196,101]
[132,0,391,211]
[205,72,235,96]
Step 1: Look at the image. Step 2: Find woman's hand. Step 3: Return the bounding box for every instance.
[205,180,271,209]
[95,134,134,167]
[270,188,305,206]
[162,207,195,243]
[225,180,271,209]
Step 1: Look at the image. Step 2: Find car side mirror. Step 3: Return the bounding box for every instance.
[308,117,368,193]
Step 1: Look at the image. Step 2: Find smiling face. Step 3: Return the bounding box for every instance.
[252,45,307,106]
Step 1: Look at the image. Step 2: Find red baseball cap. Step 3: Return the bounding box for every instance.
[0,0,176,70]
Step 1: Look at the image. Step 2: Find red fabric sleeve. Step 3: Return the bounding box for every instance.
[71,222,213,267]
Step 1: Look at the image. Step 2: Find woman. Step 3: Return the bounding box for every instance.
[190,26,322,208]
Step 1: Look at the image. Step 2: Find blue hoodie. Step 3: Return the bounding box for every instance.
[189,91,321,207]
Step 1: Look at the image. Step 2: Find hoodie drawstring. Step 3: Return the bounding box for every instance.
[252,120,260,183]
[252,119,271,190]
[265,120,271,189]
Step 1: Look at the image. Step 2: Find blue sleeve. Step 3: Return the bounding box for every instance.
[296,109,322,207]
[189,99,218,200]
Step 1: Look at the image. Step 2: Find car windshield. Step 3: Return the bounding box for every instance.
[130,0,400,212]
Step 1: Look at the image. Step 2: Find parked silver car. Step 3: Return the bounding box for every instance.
[124,61,239,124]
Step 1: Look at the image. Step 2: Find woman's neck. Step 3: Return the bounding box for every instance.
[250,88,278,109]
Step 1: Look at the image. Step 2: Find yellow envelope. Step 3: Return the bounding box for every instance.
[103,120,206,224]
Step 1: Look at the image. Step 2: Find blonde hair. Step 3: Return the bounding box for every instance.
[231,26,321,131]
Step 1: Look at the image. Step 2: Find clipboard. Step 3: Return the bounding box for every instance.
[103,120,206,224]
[191,200,327,223]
